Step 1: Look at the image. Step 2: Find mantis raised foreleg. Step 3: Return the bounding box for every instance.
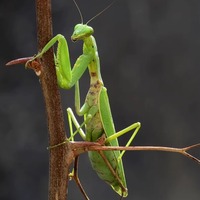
[26,22,141,197]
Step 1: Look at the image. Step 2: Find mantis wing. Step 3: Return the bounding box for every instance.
[99,86,128,197]
[99,87,119,147]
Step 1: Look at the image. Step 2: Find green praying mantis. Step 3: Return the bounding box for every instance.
[6,1,200,199]
[23,3,141,198]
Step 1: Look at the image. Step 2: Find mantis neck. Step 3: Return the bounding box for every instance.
[83,36,103,86]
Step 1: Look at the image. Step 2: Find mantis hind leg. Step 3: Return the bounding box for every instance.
[99,87,141,162]
[106,122,141,162]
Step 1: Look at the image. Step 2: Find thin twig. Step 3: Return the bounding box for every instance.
[68,142,200,164]
[72,156,90,200]
[85,144,200,164]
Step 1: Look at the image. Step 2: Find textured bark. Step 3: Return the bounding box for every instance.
[35,0,73,199]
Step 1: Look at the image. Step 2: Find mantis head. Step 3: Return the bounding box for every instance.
[71,24,94,42]
[71,0,115,42]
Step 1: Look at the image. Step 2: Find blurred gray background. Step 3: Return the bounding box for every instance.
[1,0,200,199]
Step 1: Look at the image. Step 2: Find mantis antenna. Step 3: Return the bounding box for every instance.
[86,0,117,24]
[72,0,84,24]
[72,0,117,25]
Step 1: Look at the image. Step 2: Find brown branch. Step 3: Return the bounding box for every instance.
[69,142,200,165]
[35,0,73,199]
